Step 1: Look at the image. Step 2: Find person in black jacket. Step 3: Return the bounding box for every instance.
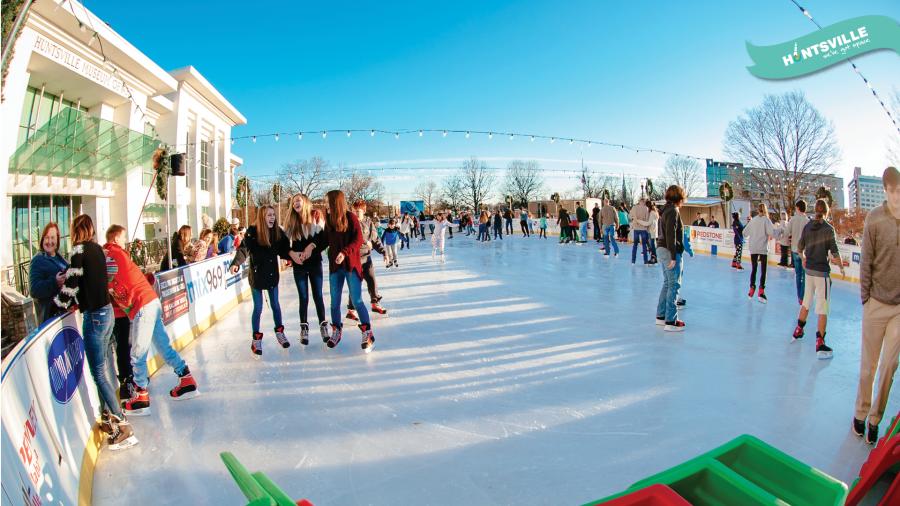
[791,199,844,360]
[229,205,291,357]
[286,193,330,345]
[54,214,137,450]
[29,222,68,324]
[492,209,504,240]
[655,185,686,332]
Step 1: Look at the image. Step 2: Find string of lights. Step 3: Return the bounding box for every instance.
[788,0,899,136]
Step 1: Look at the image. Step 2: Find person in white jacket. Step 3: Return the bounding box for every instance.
[647,200,660,264]
[431,212,451,263]
[398,214,412,250]
[743,203,775,303]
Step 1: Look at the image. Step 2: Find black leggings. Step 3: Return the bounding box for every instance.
[750,254,767,288]
[112,316,133,383]
[520,220,529,236]
[733,243,743,264]
[348,258,379,308]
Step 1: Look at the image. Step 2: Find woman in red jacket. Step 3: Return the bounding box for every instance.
[324,190,375,352]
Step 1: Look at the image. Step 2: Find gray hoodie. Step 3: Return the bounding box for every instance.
[860,203,900,305]
[788,213,810,252]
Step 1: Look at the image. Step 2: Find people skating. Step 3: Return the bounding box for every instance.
[655,185,686,332]
[853,166,900,445]
[776,211,792,268]
[629,197,651,265]
[432,212,451,262]
[569,212,580,242]
[54,215,138,451]
[324,190,376,352]
[382,219,401,268]
[519,208,530,237]
[285,193,330,345]
[592,203,602,242]
[104,225,199,418]
[504,208,514,235]
[600,198,619,256]
[346,201,388,320]
[493,209,504,240]
[617,205,630,242]
[788,200,810,305]
[791,199,845,361]
[445,210,454,239]
[744,203,775,303]
[576,202,589,243]
[418,212,427,240]
[229,205,291,356]
[539,212,548,239]
[647,200,660,264]
[731,212,745,270]
[478,210,490,241]
[29,222,68,324]
[399,213,412,250]
[676,224,694,307]
[557,208,571,244]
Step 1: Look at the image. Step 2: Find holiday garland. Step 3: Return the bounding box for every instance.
[645,180,655,199]
[719,181,734,202]
[271,183,283,202]
[152,146,171,200]
[235,176,250,208]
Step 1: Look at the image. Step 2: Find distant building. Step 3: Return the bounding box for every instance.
[848,167,885,211]
[706,159,844,210]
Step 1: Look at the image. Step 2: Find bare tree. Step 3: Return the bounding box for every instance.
[414,179,441,213]
[503,160,545,206]
[440,173,466,211]
[457,157,496,212]
[339,172,384,205]
[278,156,333,199]
[724,90,840,212]
[662,156,705,197]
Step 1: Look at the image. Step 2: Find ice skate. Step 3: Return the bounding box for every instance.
[122,386,150,416]
[300,323,309,345]
[359,323,375,353]
[757,288,767,304]
[815,334,833,360]
[327,325,343,348]
[371,303,388,315]
[170,367,199,400]
[792,321,805,341]
[748,286,756,300]
[320,321,330,343]
[852,418,865,437]
[251,332,263,358]
[664,320,686,332]
[274,325,290,349]
[346,309,359,321]
[107,414,138,451]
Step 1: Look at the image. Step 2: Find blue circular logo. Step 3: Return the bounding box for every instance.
[46,326,85,404]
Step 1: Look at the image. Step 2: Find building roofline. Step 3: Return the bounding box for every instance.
[169,66,247,126]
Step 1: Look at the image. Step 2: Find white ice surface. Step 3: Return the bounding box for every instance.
[92,233,897,505]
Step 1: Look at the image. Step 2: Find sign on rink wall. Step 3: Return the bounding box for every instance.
[1,253,250,505]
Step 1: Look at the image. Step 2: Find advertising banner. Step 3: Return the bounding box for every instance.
[156,267,189,325]
[400,200,425,215]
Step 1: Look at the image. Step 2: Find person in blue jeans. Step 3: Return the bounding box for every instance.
[324,190,375,352]
[630,198,651,264]
[54,214,137,450]
[788,199,810,305]
[285,193,330,345]
[230,205,291,356]
[655,185,686,331]
[599,198,620,257]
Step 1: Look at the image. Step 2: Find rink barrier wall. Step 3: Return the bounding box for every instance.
[0,253,251,506]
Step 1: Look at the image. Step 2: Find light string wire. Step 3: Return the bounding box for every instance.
[788,0,899,135]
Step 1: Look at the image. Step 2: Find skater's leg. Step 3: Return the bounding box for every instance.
[267,286,283,328]
[792,252,805,301]
[83,305,123,416]
[759,255,768,289]
[329,270,347,326]
[750,254,759,287]
[363,258,378,303]
[868,305,900,425]
[347,271,370,325]
[145,300,187,376]
[631,230,639,263]
[640,231,649,263]
[112,316,133,384]
[310,263,327,324]
[250,288,264,333]
[293,267,310,324]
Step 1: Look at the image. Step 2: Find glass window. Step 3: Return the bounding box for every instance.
[17,87,86,148]
[143,123,156,186]
[200,140,209,191]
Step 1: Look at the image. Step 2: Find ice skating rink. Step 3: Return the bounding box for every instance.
[92,234,897,505]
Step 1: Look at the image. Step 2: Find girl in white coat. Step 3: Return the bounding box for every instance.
[431,212,450,262]
[743,203,775,303]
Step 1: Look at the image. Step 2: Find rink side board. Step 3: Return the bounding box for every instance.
[0,252,251,506]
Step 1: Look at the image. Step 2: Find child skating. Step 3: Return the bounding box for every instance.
[382,219,401,267]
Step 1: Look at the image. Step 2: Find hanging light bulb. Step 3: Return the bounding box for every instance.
[419,130,424,137]
[442,130,448,137]
[395,132,400,139]
[274,133,279,142]
[465,131,470,139]
[88,32,97,46]
[569,139,574,145]
[587,141,592,148]
[251,136,256,143]
[298,132,303,140]
[530,136,535,142]
[488,132,493,140]
[347,130,352,137]
[370,130,375,137]
[79,22,87,33]
[322,131,327,139]
[509,134,514,141]
[550,137,556,144]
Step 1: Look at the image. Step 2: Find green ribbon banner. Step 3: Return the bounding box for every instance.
[746,15,900,79]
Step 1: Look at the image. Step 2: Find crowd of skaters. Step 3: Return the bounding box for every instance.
[25,167,900,453]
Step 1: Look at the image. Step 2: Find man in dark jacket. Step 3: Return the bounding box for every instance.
[576,202,590,243]
[656,185,686,331]
[347,202,388,319]
[591,203,602,242]
[792,199,844,361]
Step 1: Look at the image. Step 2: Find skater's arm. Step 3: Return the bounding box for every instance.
[229,230,252,271]
[54,247,85,311]
[859,214,875,304]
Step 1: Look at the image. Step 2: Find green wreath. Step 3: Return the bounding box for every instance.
[235,176,250,208]
[719,181,734,202]
[152,146,171,200]
[645,180,655,199]
[272,183,284,202]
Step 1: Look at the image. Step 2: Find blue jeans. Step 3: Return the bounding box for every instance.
[493,226,503,239]
[603,225,619,255]
[130,299,187,389]
[792,252,805,301]
[293,263,325,324]
[330,269,369,327]
[82,304,123,417]
[656,247,683,322]
[579,221,588,242]
[251,286,283,334]
[632,229,650,264]
[420,224,426,239]
[400,232,410,249]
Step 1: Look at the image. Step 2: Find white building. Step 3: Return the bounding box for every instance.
[848,166,885,212]
[0,0,246,293]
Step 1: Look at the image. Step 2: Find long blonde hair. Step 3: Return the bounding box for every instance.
[255,205,283,248]
[285,193,319,240]
[326,190,349,233]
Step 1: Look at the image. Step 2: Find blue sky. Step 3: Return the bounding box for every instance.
[89,0,899,201]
